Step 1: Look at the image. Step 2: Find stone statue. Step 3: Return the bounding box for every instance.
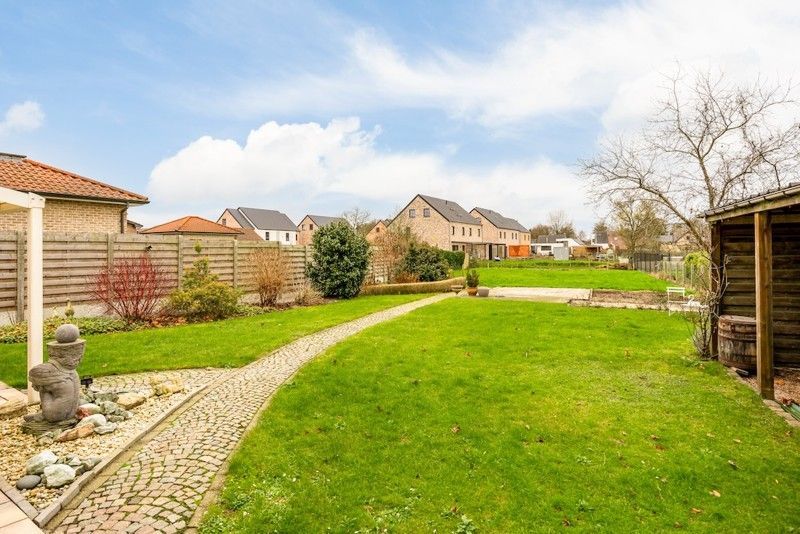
[22,324,85,434]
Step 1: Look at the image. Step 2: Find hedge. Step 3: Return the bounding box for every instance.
[440,250,466,269]
[360,277,466,296]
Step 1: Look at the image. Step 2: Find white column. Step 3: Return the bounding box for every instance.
[26,196,45,404]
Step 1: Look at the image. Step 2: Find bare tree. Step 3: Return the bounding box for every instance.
[529,223,551,240]
[342,207,373,236]
[610,195,666,256]
[581,69,800,252]
[546,210,576,237]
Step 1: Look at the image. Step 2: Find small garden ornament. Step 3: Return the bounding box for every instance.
[22,324,85,435]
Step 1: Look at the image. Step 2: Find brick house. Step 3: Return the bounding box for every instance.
[365,219,390,243]
[217,207,298,244]
[389,194,486,257]
[469,207,530,258]
[297,214,346,245]
[0,153,148,233]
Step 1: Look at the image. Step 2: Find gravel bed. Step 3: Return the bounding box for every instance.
[591,290,666,306]
[0,368,229,510]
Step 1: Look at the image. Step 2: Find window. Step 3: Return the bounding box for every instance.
[221,218,227,226]
[462,227,465,236]
[309,223,314,230]
[469,228,472,237]
[285,233,290,242]
[301,224,305,230]
[423,208,430,217]
[409,208,416,218]
[265,231,270,240]
[478,228,481,237]
[452,245,459,251]
[452,226,455,235]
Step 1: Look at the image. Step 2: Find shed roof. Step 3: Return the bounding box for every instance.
[418,194,479,225]
[471,207,528,232]
[141,216,243,235]
[0,153,148,204]
[703,182,800,222]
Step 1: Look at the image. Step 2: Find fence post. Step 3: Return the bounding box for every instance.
[176,235,184,289]
[15,231,25,321]
[106,233,115,267]
[232,239,239,288]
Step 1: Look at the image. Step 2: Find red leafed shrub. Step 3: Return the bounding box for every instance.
[92,253,170,322]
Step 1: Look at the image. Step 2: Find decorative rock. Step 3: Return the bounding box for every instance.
[0,381,28,419]
[54,324,80,344]
[83,457,101,470]
[76,403,102,418]
[93,391,118,403]
[106,415,124,423]
[16,474,41,490]
[55,424,94,442]
[76,414,107,428]
[43,464,76,488]
[98,400,123,416]
[37,432,56,446]
[93,423,117,435]
[152,378,185,396]
[116,392,146,410]
[26,450,58,475]
[60,454,82,468]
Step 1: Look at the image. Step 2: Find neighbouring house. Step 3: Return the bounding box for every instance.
[141,216,246,238]
[531,235,584,258]
[365,219,391,243]
[659,224,696,255]
[126,219,143,234]
[297,214,346,245]
[607,232,627,255]
[389,194,486,257]
[469,207,530,259]
[0,152,148,233]
[217,207,298,244]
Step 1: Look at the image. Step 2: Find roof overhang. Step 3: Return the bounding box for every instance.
[703,182,800,222]
[0,186,45,213]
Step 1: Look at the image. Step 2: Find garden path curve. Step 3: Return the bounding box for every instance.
[48,293,452,534]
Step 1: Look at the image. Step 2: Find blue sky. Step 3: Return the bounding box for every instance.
[1,1,799,230]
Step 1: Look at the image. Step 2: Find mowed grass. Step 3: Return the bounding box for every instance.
[457,267,669,291]
[0,294,429,388]
[203,299,800,533]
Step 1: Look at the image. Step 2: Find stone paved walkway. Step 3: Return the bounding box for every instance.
[48,294,451,534]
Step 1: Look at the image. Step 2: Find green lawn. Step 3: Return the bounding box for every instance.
[0,294,428,388]
[457,267,669,291]
[203,299,800,533]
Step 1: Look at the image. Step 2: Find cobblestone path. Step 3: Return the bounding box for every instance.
[49,294,451,534]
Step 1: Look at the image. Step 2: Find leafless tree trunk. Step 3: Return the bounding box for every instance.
[342,206,373,235]
[581,69,800,253]
[610,196,666,256]
[546,209,576,237]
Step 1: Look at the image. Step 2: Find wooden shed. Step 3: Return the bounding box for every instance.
[704,182,800,400]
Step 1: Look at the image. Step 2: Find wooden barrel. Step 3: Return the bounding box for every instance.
[718,315,757,372]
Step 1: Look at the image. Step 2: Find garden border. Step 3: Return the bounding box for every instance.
[360,276,465,296]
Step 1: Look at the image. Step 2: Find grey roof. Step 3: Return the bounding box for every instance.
[418,194,479,225]
[223,208,254,229]
[235,207,296,231]
[306,214,345,227]
[471,207,528,232]
[536,234,567,244]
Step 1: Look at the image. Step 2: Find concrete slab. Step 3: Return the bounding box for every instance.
[486,287,591,303]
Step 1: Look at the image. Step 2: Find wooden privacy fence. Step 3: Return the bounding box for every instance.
[0,232,317,320]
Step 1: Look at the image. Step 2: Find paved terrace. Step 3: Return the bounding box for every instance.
[48,293,453,534]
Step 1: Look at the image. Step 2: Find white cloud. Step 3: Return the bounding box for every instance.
[144,118,585,228]
[0,101,44,136]
[210,0,800,132]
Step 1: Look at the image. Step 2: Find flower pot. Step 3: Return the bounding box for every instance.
[467,287,478,296]
[477,287,490,297]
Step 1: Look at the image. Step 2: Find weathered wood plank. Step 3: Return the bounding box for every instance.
[754,212,774,400]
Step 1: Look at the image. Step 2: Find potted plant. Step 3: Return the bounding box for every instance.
[466,269,479,296]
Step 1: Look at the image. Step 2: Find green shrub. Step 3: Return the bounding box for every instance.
[169,258,241,321]
[684,251,710,276]
[440,250,465,270]
[0,316,144,344]
[398,244,450,282]
[465,269,480,288]
[307,221,371,299]
[359,277,465,295]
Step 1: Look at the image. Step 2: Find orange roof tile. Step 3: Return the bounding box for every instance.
[0,153,148,204]
[141,216,244,235]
